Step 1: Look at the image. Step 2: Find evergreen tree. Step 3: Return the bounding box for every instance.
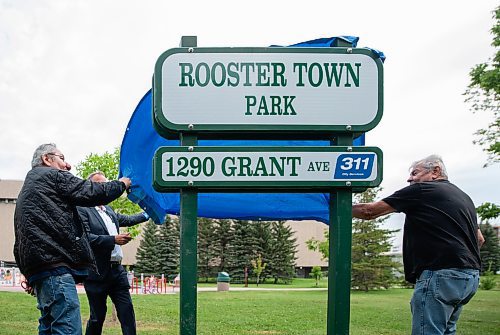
[156,215,180,278]
[307,188,401,290]
[135,220,159,275]
[269,221,297,284]
[212,219,233,272]
[351,188,400,291]
[198,217,218,281]
[479,222,500,273]
[476,202,500,273]
[226,220,259,282]
[252,220,273,282]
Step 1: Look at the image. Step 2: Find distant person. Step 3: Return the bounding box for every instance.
[78,171,149,335]
[352,154,484,335]
[14,143,132,335]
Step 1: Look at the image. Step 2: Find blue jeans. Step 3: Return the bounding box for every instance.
[34,273,82,335]
[410,268,479,335]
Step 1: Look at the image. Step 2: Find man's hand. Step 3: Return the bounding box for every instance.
[478,229,485,248]
[115,233,132,245]
[21,280,35,296]
[119,177,131,190]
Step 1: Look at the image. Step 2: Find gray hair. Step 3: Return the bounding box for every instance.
[410,154,448,179]
[31,143,58,168]
[87,171,106,180]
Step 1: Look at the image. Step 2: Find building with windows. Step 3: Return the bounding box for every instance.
[0,179,22,267]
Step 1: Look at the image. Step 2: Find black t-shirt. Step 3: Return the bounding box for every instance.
[383,180,480,283]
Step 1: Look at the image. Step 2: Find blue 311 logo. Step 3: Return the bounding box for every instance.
[334,154,375,179]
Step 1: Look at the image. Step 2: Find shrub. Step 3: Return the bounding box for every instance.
[480,272,497,290]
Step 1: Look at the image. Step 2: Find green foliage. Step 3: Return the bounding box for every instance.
[351,188,400,291]
[251,254,267,286]
[226,220,259,282]
[75,148,120,179]
[212,219,233,272]
[477,202,500,221]
[156,215,179,278]
[307,188,401,291]
[134,220,159,275]
[309,266,323,287]
[306,230,329,260]
[464,6,499,166]
[480,271,497,290]
[198,218,218,281]
[74,147,143,237]
[252,220,273,282]
[195,219,297,285]
[479,223,500,273]
[268,220,297,284]
[351,221,400,291]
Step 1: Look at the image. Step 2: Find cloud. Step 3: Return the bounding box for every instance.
[0,0,498,213]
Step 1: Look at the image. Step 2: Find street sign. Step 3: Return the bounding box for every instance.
[153,146,382,191]
[153,47,383,138]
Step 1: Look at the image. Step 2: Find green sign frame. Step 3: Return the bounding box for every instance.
[153,47,384,139]
[153,146,382,192]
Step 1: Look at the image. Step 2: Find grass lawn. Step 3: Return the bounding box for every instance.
[0,287,498,334]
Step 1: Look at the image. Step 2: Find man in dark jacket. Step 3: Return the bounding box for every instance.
[353,154,484,335]
[14,143,132,335]
[78,171,148,335]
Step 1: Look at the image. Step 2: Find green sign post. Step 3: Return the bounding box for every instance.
[153,36,384,335]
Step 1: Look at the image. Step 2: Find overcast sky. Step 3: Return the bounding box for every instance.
[1,1,498,236]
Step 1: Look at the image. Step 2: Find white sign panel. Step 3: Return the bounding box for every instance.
[153,48,383,135]
[153,147,383,190]
[161,151,378,182]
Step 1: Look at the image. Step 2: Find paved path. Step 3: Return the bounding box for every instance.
[1,284,326,294]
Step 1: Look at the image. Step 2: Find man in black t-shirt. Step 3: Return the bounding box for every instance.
[353,154,484,335]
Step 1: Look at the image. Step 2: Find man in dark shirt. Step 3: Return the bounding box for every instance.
[78,171,149,335]
[353,154,484,335]
[14,143,132,335]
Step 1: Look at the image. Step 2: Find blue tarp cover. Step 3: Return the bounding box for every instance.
[119,36,384,224]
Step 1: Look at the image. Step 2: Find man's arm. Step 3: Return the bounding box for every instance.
[78,207,115,251]
[352,200,396,220]
[58,170,129,207]
[477,228,485,248]
[115,211,149,227]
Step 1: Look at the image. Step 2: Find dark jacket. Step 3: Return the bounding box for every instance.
[14,166,127,279]
[77,206,147,281]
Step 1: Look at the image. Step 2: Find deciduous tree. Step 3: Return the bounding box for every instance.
[464,6,499,166]
[75,147,142,237]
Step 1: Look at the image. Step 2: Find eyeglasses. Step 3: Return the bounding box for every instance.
[47,153,65,161]
[410,167,433,177]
